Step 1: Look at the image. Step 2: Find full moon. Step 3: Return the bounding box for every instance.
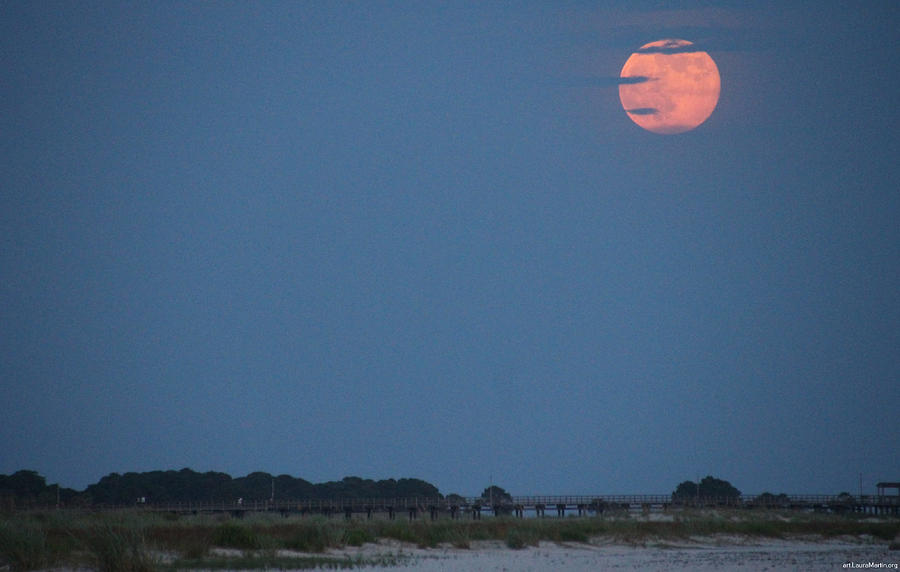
[619,39,720,134]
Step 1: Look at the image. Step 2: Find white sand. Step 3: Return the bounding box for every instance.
[36,534,896,571]
[326,537,897,571]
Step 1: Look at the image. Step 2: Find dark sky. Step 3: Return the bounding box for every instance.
[2,2,898,496]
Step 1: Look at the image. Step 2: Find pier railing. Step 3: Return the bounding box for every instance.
[10,494,899,514]
[76,493,900,513]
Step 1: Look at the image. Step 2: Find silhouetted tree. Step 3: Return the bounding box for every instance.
[0,470,46,497]
[273,474,315,499]
[480,485,512,504]
[231,471,276,500]
[672,476,741,500]
[0,470,78,507]
[8,468,443,505]
[756,492,790,507]
[393,478,441,498]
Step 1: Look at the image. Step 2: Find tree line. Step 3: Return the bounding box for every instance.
[3,470,788,510]
[0,469,441,507]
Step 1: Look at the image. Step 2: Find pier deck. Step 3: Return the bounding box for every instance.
[117,493,900,519]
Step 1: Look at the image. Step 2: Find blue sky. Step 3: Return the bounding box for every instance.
[2,2,898,496]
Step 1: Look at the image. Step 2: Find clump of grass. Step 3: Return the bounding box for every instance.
[469,518,515,543]
[505,525,539,549]
[82,523,158,572]
[342,526,375,547]
[431,522,471,548]
[282,520,340,552]
[463,521,492,542]
[448,529,471,549]
[557,520,592,543]
[0,521,49,570]
[411,521,469,549]
[212,521,261,550]
[369,519,474,549]
[380,520,422,545]
[149,524,213,559]
[738,519,788,538]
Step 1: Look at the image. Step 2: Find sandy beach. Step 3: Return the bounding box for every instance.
[30,534,898,571]
[324,536,897,571]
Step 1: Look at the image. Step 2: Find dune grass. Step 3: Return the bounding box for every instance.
[0,508,896,570]
[0,521,50,570]
[80,522,158,572]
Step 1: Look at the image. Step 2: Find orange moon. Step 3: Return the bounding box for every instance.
[619,39,720,134]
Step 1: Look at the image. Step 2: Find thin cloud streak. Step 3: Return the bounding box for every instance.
[571,75,653,88]
[636,43,709,54]
[619,75,652,85]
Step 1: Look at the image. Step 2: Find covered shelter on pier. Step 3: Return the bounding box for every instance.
[876,482,900,497]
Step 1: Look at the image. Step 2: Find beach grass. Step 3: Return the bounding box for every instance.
[80,521,158,572]
[0,520,49,570]
[0,508,897,570]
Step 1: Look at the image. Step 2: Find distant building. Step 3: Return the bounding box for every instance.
[875,482,900,497]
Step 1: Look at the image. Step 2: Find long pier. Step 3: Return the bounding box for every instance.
[92,494,900,519]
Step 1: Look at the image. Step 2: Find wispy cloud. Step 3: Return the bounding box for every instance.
[571,75,653,88]
[619,75,652,85]
[636,41,707,54]
[624,107,658,115]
